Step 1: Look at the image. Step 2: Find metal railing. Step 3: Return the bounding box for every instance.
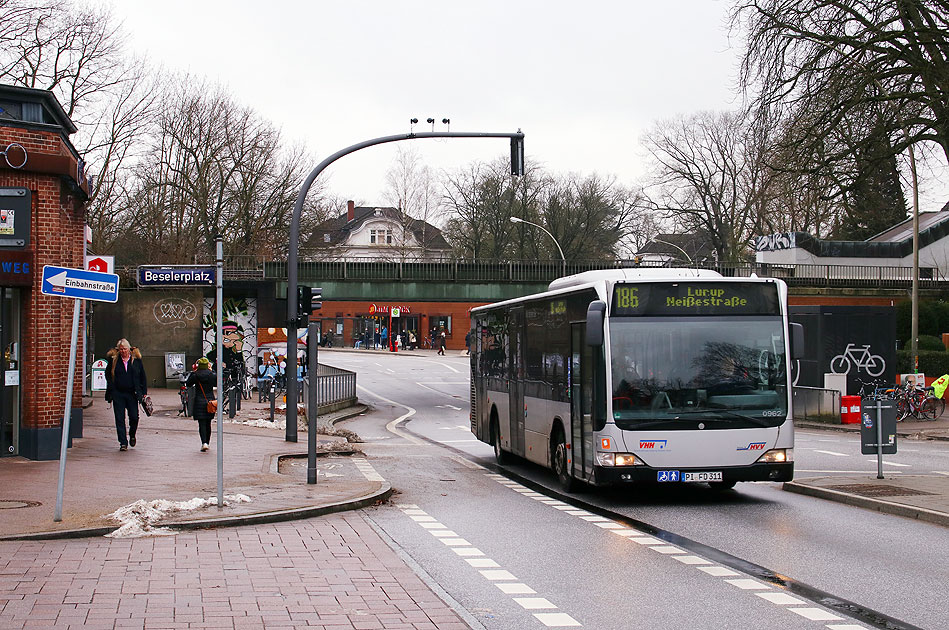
[792,386,841,424]
[302,363,357,417]
[116,256,948,290]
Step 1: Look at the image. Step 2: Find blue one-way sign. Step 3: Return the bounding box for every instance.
[42,265,120,302]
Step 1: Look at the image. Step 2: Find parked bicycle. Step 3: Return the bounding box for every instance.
[855,378,897,402]
[894,383,940,421]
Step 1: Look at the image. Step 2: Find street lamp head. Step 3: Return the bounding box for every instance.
[509,216,522,224]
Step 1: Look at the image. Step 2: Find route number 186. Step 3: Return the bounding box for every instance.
[615,287,639,309]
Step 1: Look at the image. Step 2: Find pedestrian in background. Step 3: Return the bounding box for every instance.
[187,357,217,452]
[465,331,471,355]
[437,328,447,356]
[104,338,147,451]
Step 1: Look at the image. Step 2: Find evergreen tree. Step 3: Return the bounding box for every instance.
[838,127,908,240]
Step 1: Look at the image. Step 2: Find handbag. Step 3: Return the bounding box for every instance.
[139,395,153,417]
[198,381,217,414]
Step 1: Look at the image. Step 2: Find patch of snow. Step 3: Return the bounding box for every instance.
[105,494,251,538]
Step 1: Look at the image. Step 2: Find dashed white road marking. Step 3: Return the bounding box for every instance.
[353,458,384,482]
[397,502,582,627]
[755,592,807,605]
[515,597,557,610]
[787,607,844,621]
[698,566,740,577]
[815,450,849,457]
[725,579,770,590]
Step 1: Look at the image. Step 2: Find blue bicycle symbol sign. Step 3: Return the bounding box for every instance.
[830,343,885,377]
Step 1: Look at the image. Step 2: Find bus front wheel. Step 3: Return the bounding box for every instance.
[551,426,576,492]
[491,415,508,465]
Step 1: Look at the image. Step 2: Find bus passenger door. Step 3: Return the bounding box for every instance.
[570,323,593,481]
[508,307,525,456]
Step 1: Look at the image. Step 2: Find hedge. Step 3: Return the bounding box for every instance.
[895,350,949,377]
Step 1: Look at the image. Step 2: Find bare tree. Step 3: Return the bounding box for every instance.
[642,110,772,261]
[733,0,949,179]
[383,147,445,260]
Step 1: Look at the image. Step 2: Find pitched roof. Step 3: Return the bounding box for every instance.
[309,206,450,250]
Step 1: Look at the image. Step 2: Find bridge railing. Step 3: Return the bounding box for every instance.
[117,257,947,290]
[302,363,357,417]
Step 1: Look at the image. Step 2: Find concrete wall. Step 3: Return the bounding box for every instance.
[93,289,205,389]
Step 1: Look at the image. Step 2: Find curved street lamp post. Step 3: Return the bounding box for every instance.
[509,216,565,275]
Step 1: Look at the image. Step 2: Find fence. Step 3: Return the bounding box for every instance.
[792,386,841,424]
[303,363,357,416]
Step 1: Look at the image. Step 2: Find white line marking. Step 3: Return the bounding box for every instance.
[480,570,517,581]
[698,566,739,577]
[452,548,484,557]
[514,598,557,610]
[649,545,686,555]
[755,592,807,605]
[672,555,712,565]
[496,583,536,594]
[534,612,581,627]
[936,471,949,476]
[430,530,458,537]
[796,470,902,474]
[440,538,471,546]
[419,522,447,529]
[466,558,500,568]
[826,625,868,630]
[356,384,426,445]
[865,459,910,467]
[417,360,460,373]
[724,579,770,590]
[410,515,437,522]
[787,607,843,621]
[815,450,849,457]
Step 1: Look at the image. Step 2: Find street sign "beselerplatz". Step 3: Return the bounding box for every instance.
[41,265,119,302]
[138,265,216,286]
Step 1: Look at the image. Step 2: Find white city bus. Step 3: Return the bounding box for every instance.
[469,268,804,491]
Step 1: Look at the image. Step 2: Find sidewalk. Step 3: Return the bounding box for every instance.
[790,415,949,527]
[0,388,390,540]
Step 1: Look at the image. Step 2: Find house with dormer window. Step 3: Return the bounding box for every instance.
[306,200,451,261]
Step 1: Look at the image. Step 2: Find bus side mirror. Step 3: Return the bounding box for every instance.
[586,301,606,346]
[789,322,804,360]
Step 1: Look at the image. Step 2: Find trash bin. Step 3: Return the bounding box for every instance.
[841,395,861,424]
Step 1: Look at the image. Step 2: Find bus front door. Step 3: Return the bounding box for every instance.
[508,307,525,457]
[570,323,593,481]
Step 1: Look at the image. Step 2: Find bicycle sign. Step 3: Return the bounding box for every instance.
[830,343,885,377]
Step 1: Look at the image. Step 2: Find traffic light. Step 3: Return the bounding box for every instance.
[510,135,524,176]
[310,287,322,311]
[296,285,312,320]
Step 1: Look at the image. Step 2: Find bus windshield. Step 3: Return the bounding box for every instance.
[609,316,788,429]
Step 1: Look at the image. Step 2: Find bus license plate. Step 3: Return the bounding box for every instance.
[683,471,723,483]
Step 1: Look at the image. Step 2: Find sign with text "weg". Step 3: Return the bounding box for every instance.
[138,266,216,286]
[41,265,119,302]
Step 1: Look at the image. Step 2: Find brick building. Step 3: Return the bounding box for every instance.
[0,84,92,460]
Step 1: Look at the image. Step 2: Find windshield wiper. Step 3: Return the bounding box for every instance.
[672,408,774,427]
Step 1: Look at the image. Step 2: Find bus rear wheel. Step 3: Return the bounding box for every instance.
[491,416,508,465]
[552,427,576,492]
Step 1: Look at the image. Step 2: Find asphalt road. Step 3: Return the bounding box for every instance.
[322,350,949,630]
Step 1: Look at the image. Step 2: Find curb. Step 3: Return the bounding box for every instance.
[0,483,393,542]
[783,481,949,528]
[796,421,949,441]
[0,403,379,542]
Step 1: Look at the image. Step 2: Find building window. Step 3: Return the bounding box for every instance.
[370,229,393,245]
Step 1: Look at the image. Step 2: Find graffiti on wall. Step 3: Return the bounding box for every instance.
[202,297,257,377]
[755,233,796,252]
[153,298,198,329]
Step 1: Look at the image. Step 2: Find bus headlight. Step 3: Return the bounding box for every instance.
[596,452,643,467]
[756,448,793,463]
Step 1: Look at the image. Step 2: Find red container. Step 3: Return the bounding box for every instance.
[841,395,862,424]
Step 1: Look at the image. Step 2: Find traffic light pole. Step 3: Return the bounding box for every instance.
[285,130,524,442]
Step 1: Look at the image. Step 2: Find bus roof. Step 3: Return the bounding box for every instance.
[547,267,722,291]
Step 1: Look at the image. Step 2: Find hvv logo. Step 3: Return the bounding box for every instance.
[737,442,767,451]
[639,440,668,450]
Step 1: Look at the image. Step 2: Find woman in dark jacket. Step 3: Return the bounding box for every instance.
[187,357,217,452]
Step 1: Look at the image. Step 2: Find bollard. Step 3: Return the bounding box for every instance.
[228,387,237,419]
[270,386,276,422]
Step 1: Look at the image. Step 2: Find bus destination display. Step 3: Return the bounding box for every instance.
[612,282,779,316]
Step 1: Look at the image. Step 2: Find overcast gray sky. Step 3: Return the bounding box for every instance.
[115,0,947,212]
